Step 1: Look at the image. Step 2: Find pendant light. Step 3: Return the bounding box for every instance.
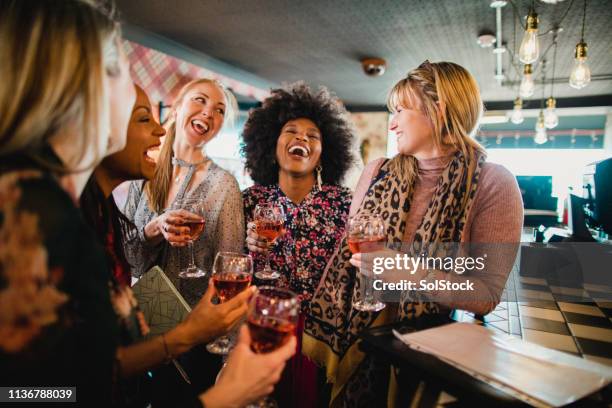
[519,4,539,64]
[544,36,559,129]
[535,62,547,145]
[511,97,525,124]
[569,0,591,89]
[535,111,548,144]
[544,97,559,129]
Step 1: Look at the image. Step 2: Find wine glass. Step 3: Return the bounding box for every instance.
[173,198,207,279]
[206,252,254,354]
[347,213,386,312]
[253,203,285,280]
[246,286,299,408]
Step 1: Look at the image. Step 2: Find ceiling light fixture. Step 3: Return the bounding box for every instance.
[510,97,524,124]
[519,6,540,64]
[570,42,590,89]
[534,111,548,144]
[544,97,559,129]
[569,0,591,89]
[535,60,548,145]
[545,36,559,129]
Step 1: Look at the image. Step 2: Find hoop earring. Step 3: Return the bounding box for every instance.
[316,165,323,190]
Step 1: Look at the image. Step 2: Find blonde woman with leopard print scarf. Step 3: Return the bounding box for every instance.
[303,61,523,407]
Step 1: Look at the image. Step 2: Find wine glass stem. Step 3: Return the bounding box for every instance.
[362,266,374,303]
[188,241,196,269]
[263,238,276,272]
[264,253,272,272]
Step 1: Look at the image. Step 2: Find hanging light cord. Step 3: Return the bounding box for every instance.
[506,8,524,81]
[508,0,527,31]
[539,0,576,36]
[550,38,557,98]
[508,0,575,36]
[512,8,520,89]
[580,0,587,41]
[540,60,546,111]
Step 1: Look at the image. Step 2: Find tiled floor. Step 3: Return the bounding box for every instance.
[437,234,611,406]
[451,267,612,366]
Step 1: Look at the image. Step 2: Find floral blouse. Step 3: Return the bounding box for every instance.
[243,184,351,307]
[0,151,119,406]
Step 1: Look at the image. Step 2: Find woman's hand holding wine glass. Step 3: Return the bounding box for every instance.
[247,287,298,353]
[206,252,255,354]
[200,325,296,408]
[252,203,286,280]
[246,222,274,254]
[144,207,203,247]
[170,198,208,278]
[176,281,254,347]
[347,213,386,312]
[244,286,299,407]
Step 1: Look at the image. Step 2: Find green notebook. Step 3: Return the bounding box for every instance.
[132,266,191,337]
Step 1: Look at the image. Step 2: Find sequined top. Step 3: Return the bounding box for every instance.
[243,184,351,306]
[124,162,245,306]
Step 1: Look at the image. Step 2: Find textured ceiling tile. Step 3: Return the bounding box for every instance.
[117,0,612,106]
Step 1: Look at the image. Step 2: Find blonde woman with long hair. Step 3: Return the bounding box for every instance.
[0,1,294,407]
[0,0,134,403]
[304,61,523,406]
[124,78,245,306]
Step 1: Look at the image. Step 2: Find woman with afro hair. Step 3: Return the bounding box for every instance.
[241,82,356,407]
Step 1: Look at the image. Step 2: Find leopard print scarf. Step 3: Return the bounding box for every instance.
[304,150,485,406]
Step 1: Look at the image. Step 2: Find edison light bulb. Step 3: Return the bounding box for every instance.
[519,64,535,98]
[534,127,547,144]
[534,111,547,144]
[569,42,591,89]
[519,11,539,64]
[510,97,524,124]
[544,97,558,129]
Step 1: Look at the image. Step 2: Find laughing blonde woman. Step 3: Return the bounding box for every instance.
[304,61,523,406]
[124,79,245,306]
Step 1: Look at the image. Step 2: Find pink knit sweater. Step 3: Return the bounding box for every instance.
[351,154,524,315]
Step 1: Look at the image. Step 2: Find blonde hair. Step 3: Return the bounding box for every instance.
[0,0,122,172]
[387,61,486,207]
[145,78,238,213]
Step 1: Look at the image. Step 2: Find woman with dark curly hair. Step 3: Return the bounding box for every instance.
[241,82,356,407]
